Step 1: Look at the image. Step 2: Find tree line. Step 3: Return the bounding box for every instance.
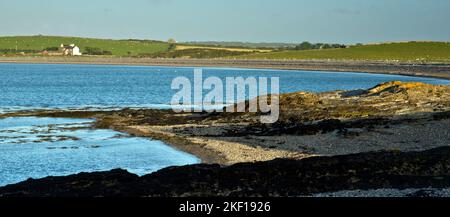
[288,42,347,51]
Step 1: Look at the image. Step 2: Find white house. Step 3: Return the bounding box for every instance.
[60,44,82,56]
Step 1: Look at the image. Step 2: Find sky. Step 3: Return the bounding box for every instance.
[0,0,449,44]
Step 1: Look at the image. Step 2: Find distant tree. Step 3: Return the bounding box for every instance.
[295,41,313,50]
[321,44,332,49]
[288,42,347,51]
[168,43,177,51]
[313,43,324,49]
[330,44,340,48]
[168,38,177,44]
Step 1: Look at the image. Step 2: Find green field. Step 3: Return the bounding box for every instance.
[239,42,450,62]
[2,36,450,62]
[0,35,170,56]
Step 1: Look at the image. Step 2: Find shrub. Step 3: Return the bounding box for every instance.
[139,48,251,58]
[44,47,59,51]
[84,47,113,55]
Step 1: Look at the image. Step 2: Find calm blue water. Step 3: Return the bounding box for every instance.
[0,63,449,113]
[0,63,449,187]
[0,117,199,186]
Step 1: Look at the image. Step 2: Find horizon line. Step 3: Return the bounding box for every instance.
[1,34,450,46]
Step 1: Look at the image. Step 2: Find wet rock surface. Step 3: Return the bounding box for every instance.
[2,147,450,197]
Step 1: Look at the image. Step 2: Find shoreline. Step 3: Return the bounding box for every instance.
[1,81,450,196]
[0,109,230,164]
[21,109,302,165]
[3,144,450,197]
[1,56,450,80]
[3,80,449,166]
[117,124,229,165]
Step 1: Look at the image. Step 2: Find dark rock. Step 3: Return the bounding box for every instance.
[433,111,450,121]
[2,147,450,197]
[225,118,391,137]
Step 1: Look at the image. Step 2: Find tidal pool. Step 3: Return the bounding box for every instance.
[0,117,200,187]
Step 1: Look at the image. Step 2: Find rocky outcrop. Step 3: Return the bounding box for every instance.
[2,147,450,197]
[194,81,450,126]
[278,81,450,121]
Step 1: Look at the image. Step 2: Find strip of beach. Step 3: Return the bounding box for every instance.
[1,56,450,80]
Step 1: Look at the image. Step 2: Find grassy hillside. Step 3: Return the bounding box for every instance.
[183,41,297,49]
[239,42,450,62]
[2,37,449,62]
[141,48,255,59]
[175,45,272,53]
[0,35,170,56]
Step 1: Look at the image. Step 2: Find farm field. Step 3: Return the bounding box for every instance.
[0,35,170,56]
[175,45,272,52]
[238,42,450,62]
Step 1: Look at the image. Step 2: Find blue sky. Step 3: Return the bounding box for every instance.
[1,0,449,44]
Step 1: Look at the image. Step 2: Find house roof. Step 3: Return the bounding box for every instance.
[61,44,78,49]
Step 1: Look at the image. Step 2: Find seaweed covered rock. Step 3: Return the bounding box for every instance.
[2,147,450,197]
